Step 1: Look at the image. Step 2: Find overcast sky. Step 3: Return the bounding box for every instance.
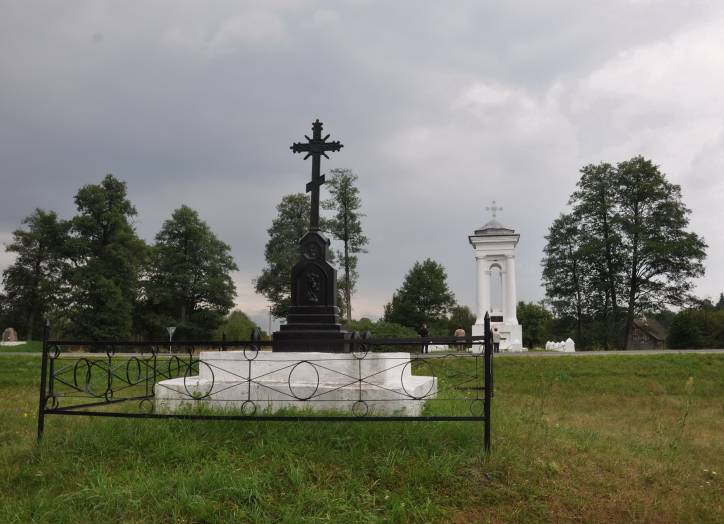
[1,1,723,328]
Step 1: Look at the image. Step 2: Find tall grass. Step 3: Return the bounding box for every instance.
[0,354,722,522]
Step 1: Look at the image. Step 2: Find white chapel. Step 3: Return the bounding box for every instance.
[469,204,525,351]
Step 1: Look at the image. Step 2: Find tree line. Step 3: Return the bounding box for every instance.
[517,294,724,350]
[4,156,711,349]
[258,156,711,349]
[667,294,724,349]
[0,175,238,341]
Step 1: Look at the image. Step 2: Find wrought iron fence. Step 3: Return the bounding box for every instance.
[37,316,494,451]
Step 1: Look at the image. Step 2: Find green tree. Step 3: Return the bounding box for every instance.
[541,213,586,345]
[216,310,266,341]
[667,304,724,349]
[345,317,419,352]
[383,259,455,330]
[143,205,237,339]
[649,308,676,329]
[542,156,707,350]
[668,311,703,348]
[1,209,70,339]
[254,194,311,318]
[322,168,368,321]
[447,305,476,335]
[345,318,418,339]
[616,157,707,348]
[516,301,553,349]
[570,162,624,348]
[716,292,724,310]
[67,175,147,340]
[0,293,9,332]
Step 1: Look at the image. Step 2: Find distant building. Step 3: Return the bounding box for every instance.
[628,316,668,350]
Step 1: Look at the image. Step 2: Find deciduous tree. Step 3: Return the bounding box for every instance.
[542,156,707,350]
[516,301,553,349]
[616,156,706,348]
[383,259,455,330]
[323,168,368,321]
[216,310,266,341]
[1,209,69,339]
[447,305,476,335]
[570,162,624,348]
[542,213,586,345]
[143,205,237,339]
[254,194,311,318]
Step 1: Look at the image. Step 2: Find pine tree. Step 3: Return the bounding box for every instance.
[67,175,147,340]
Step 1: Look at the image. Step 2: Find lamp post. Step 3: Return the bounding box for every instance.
[166,326,176,355]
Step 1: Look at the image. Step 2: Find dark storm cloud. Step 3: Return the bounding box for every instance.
[2,1,723,324]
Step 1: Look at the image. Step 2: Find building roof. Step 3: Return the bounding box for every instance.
[473,219,516,236]
[633,317,668,341]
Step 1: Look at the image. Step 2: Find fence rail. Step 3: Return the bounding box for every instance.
[37,315,495,451]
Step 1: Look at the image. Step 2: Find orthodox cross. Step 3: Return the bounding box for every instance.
[290,119,343,230]
[486,200,502,220]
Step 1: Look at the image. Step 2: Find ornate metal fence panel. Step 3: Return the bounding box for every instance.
[37,316,494,451]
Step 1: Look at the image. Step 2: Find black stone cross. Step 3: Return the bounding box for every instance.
[291,119,343,230]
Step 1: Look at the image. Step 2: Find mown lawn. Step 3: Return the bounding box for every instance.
[0,354,722,523]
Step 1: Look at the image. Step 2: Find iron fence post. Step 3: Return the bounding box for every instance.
[36,320,50,441]
[484,312,492,453]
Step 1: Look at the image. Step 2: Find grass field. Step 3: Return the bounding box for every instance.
[0,353,722,523]
[0,341,42,353]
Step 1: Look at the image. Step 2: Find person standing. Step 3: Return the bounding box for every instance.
[418,323,430,354]
[492,328,501,353]
[453,326,466,351]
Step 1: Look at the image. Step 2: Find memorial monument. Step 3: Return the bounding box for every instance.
[272,119,350,352]
[155,120,436,414]
[469,202,524,351]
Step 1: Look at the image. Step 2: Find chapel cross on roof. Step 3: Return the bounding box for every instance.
[290,119,343,231]
[486,200,503,220]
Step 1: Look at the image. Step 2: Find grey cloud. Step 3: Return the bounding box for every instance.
[2,1,723,321]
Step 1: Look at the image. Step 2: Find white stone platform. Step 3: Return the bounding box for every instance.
[155,351,437,416]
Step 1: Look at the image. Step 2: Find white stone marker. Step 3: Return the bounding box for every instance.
[545,339,576,352]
